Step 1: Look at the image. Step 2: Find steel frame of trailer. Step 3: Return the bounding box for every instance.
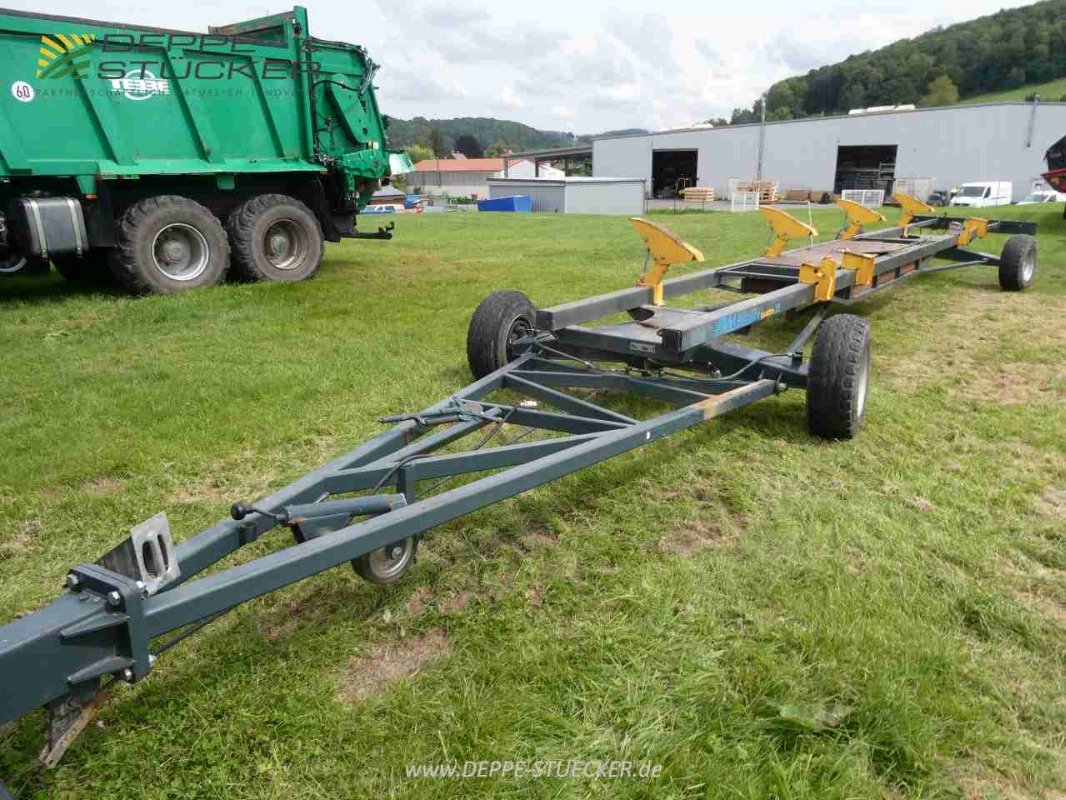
[0,209,1038,797]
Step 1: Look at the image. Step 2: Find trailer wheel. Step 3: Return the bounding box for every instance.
[466,290,536,379]
[226,194,324,282]
[998,235,1036,291]
[52,250,111,284]
[352,536,418,584]
[806,314,871,440]
[110,196,229,294]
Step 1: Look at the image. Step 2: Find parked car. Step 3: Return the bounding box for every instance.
[949,181,1013,208]
[1016,189,1066,205]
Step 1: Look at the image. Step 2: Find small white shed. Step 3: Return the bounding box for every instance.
[486,177,646,215]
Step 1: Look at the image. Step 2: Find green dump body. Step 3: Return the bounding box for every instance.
[0,6,410,216]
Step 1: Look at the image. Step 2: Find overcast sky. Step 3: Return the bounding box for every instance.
[11,0,1036,133]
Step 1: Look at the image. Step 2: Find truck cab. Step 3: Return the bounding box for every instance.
[949,181,1013,208]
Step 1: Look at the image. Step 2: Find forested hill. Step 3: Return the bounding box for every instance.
[387,117,574,153]
[385,116,647,153]
[731,0,1066,123]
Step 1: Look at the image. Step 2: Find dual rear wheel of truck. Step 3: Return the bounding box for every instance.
[226,194,324,283]
[109,196,230,294]
[90,193,324,294]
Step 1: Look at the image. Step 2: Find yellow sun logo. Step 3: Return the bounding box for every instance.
[36,33,96,80]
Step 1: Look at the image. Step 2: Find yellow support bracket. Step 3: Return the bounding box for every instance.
[834,198,885,239]
[893,192,934,235]
[798,257,838,302]
[957,217,989,246]
[842,250,875,288]
[629,217,704,306]
[759,206,817,257]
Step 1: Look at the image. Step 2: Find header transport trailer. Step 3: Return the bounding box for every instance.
[0,6,410,293]
[0,196,1039,797]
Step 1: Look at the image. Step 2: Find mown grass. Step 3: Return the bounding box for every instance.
[964,77,1066,103]
[0,205,1063,799]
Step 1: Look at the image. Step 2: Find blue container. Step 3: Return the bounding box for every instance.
[404,194,423,209]
[477,195,532,212]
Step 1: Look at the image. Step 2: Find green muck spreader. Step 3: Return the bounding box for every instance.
[0,196,1039,797]
[0,6,408,293]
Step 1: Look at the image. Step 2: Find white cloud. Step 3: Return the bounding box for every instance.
[423,3,491,27]
[3,0,1038,134]
[498,84,523,108]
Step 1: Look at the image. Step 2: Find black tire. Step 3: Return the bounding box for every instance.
[0,253,48,277]
[351,536,419,584]
[52,250,111,284]
[806,314,871,440]
[110,196,229,295]
[226,194,324,282]
[466,290,536,379]
[998,235,1036,291]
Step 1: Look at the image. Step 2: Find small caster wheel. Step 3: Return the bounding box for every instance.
[806,314,871,440]
[466,290,536,379]
[997,235,1036,291]
[352,536,419,584]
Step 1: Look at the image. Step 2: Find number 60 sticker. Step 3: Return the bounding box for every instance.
[11,81,35,103]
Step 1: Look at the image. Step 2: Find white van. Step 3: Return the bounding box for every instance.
[1017,188,1066,205]
[950,181,1013,207]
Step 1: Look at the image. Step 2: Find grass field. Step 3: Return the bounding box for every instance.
[964,77,1066,104]
[0,205,1063,799]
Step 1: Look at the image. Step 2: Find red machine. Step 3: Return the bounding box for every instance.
[1041,134,1066,217]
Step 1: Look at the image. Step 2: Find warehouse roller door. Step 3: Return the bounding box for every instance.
[834,145,897,195]
[652,150,698,198]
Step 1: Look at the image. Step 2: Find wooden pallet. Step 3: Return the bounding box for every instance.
[681,186,716,203]
[731,180,778,203]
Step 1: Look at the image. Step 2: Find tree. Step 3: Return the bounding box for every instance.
[705,118,729,127]
[486,139,511,157]
[428,127,447,157]
[454,133,484,158]
[921,73,960,107]
[716,1,1066,122]
[404,143,434,165]
[730,107,757,125]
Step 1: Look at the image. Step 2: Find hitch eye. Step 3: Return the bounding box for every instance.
[131,513,180,595]
[141,538,170,579]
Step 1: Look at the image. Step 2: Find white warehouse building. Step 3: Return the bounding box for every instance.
[592,102,1066,202]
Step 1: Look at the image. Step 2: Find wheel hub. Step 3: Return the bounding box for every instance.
[263,220,305,270]
[0,251,28,274]
[152,223,210,282]
[161,240,189,264]
[505,316,533,360]
[1021,252,1035,283]
[268,231,291,257]
[855,343,871,418]
[358,537,416,583]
